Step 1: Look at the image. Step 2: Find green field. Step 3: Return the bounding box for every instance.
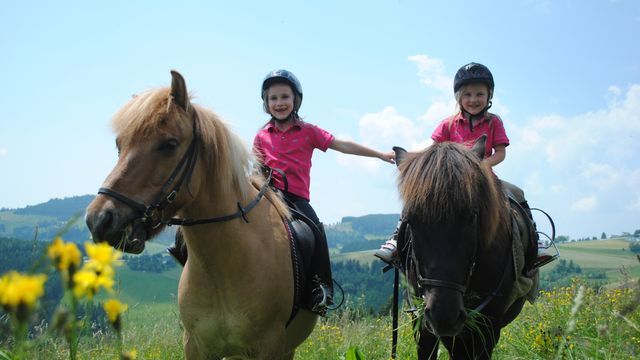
[109,237,640,313]
[548,239,640,279]
[334,238,640,277]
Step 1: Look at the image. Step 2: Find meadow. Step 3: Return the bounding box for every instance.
[1,238,639,359]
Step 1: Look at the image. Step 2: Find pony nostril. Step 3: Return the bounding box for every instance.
[87,209,115,239]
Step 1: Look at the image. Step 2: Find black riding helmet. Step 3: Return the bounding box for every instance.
[261,69,303,113]
[454,63,494,131]
[453,62,494,94]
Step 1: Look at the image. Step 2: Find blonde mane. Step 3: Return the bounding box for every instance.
[397,142,508,243]
[110,87,289,218]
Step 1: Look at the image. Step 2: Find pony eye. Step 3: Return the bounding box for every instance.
[158,139,179,153]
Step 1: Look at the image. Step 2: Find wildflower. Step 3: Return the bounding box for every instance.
[121,349,137,360]
[84,242,122,273]
[47,237,82,272]
[72,267,115,299]
[103,298,128,331]
[0,271,47,311]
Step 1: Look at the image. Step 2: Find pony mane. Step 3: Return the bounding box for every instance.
[397,142,507,242]
[110,87,289,219]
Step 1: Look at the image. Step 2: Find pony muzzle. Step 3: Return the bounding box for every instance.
[422,291,467,337]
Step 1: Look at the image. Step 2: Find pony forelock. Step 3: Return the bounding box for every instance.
[397,142,506,242]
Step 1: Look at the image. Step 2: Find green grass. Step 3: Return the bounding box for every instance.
[112,267,181,305]
[3,238,639,359]
[8,278,639,359]
[332,250,378,265]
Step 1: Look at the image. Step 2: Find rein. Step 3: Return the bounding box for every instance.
[166,170,272,226]
[98,108,270,234]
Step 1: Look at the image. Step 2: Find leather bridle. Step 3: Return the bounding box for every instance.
[405,213,479,297]
[97,108,271,238]
[403,212,510,314]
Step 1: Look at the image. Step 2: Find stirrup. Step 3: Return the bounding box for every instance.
[531,233,560,270]
[311,283,333,316]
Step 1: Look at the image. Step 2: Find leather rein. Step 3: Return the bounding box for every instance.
[97,109,271,231]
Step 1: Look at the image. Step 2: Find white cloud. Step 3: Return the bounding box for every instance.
[408,55,451,95]
[0,148,7,157]
[332,131,387,173]
[607,85,621,97]
[581,162,620,189]
[571,196,597,211]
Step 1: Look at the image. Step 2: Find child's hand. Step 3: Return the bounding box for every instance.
[381,151,396,164]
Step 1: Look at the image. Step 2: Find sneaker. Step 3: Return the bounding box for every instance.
[374,239,397,264]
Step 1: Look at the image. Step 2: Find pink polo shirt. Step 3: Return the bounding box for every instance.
[431,113,509,158]
[253,120,335,201]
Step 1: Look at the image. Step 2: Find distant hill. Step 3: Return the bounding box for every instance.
[340,214,399,235]
[0,195,95,243]
[0,195,176,244]
[1,196,396,249]
[12,195,94,219]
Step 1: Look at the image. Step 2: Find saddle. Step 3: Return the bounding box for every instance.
[283,207,323,324]
[506,196,540,306]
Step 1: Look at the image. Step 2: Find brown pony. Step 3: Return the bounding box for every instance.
[394,137,538,359]
[85,71,317,359]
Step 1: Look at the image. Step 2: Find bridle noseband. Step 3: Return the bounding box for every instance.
[406,213,479,296]
[97,107,271,237]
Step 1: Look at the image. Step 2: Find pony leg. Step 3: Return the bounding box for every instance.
[416,330,440,360]
[444,323,500,360]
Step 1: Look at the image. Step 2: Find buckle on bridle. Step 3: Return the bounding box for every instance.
[142,207,163,229]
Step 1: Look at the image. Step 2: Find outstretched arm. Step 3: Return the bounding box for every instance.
[483,144,506,167]
[329,138,395,164]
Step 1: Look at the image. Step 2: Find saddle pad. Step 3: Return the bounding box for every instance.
[507,210,540,307]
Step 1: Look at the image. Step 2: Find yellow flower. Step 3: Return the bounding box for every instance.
[0,271,47,309]
[103,298,128,324]
[72,267,115,299]
[84,242,122,272]
[122,349,137,360]
[47,237,82,271]
[72,269,98,299]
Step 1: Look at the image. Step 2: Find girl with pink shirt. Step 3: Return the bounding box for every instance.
[254,69,395,315]
[375,62,553,266]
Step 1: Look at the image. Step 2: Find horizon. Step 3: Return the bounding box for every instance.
[1,194,638,240]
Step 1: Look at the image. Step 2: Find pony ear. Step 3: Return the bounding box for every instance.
[393,146,408,167]
[170,70,190,111]
[471,135,487,159]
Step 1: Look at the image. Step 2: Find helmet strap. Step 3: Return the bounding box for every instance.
[463,100,492,132]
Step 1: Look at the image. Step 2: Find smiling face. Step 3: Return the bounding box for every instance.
[266,83,295,121]
[459,83,491,116]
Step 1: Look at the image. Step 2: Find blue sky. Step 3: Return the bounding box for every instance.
[1,0,639,239]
